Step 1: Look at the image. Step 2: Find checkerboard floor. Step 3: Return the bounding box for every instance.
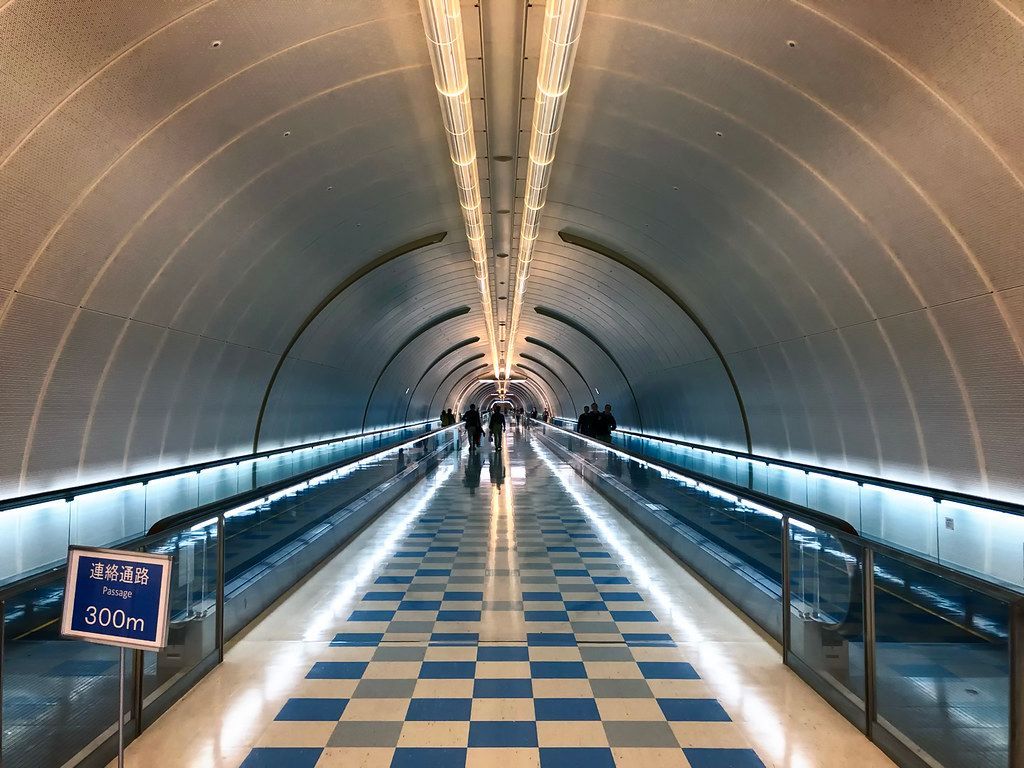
[238,436,768,768]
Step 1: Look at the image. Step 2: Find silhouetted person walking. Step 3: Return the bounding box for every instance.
[488,403,506,452]
[464,403,483,450]
[576,405,592,435]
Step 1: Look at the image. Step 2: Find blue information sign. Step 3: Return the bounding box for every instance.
[61,547,173,651]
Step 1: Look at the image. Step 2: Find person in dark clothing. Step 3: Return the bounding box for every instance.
[464,403,483,450]
[593,403,617,442]
[576,405,592,435]
[542,409,550,423]
[439,409,448,427]
[446,408,455,427]
[488,404,506,452]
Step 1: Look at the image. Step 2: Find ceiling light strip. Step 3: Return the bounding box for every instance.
[419,0,501,378]
[504,0,588,379]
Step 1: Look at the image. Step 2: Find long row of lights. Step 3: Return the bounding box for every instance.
[418,0,501,378]
[503,0,588,379]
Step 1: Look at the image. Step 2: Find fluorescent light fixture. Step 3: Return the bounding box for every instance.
[418,0,501,377]
[503,0,588,378]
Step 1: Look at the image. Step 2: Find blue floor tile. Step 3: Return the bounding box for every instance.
[478,646,530,662]
[539,747,615,768]
[534,698,601,721]
[348,610,395,622]
[416,569,452,576]
[443,591,484,601]
[579,551,611,558]
[394,551,427,558]
[600,592,643,602]
[362,591,405,601]
[391,747,466,768]
[240,748,323,768]
[592,576,630,585]
[527,632,576,646]
[554,569,589,577]
[547,546,576,552]
[306,662,368,679]
[523,591,563,601]
[406,698,472,721]
[610,610,658,622]
[375,576,413,584]
[437,610,482,622]
[469,721,538,747]
[431,632,479,645]
[623,633,676,647]
[638,661,699,680]
[658,698,730,721]
[525,610,570,622]
[683,748,767,768]
[275,698,348,721]
[473,678,533,698]
[564,600,607,612]
[399,600,442,611]
[530,661,587,679]
[331,632,383,647]
[420,661,476,679]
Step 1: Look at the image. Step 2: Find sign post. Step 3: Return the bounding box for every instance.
[61,546,173,768]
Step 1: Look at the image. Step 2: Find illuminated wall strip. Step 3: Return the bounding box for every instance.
[504,0,588,379]
[418,0,501,377]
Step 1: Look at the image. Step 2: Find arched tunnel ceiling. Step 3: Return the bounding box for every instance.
[1,0,1022,503]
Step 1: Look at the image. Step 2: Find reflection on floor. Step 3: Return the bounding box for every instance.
[117,429,895,767]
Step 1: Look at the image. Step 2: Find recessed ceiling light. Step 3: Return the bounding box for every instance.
[715,131,723,137]
[497,209,510,214]
[326,186,334,191]
[787,40,798,48]
[211,40,222,48]
[499,295,507,300]
[494,155,513,162]
[497,253,509,258]
[283,131,291,137]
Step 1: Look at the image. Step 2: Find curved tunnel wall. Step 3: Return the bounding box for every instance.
[1,0,1022,504]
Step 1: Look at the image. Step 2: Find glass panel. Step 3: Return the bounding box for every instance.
[861,485,938,559]
[144,474,199,530]
[788,523,865,722]
[768,464,807,506]
[70,484,147,547]
[937,500,1024,589]
[807,473,862,531]
[0,499,70,583]
[140,519,219,706]
[197,464,238,506]
[707,452,737,485]
[2,576,131,768]
[873,553,1010,768]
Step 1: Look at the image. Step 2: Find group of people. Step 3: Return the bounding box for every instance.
[439,408,458,427]
[576,402,617,441]
[460,403,507,452]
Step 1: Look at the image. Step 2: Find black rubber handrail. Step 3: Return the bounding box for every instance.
[549,416,1024,519]
[537,418,857,537]
[0,424,458,603]
[536,420,1023,601]
[0,420,433,513]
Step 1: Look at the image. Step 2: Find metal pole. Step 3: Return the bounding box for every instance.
[781,517,791,662]
[863,547,877,738]
[118,647,126,768]
[1,598,5,765]
[1010,600,1024,768]
[216,516,225,662]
